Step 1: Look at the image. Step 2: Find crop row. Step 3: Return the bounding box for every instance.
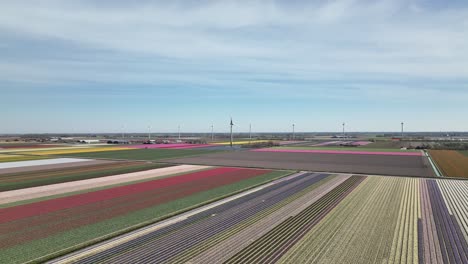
[0,154,48,163]
[0,167,290,263]
[42,174,468,264]
[424,179,468,263]
[62,148,221,161]
[0,161,170,191]
[189,175,352,263]
[226,175,365,263]
[72,172,335,263]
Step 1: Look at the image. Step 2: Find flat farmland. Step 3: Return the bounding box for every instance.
[167,151,436,177]
[0,161,171,191]
[0,167,291,263]
[0,165,210,207]
[61,148,224,161]
[429,150,468,178]
[0,154,49,163]
[54,173,468,264]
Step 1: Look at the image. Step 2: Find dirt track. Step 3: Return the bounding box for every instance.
[166,151,435,177]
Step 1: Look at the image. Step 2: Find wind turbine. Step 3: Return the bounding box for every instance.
[148,125,151,141]
[401,122,404,138]
[211,124,214,141]
[342,122,345,140]
[292,124,295,140]
[230,118,234,148]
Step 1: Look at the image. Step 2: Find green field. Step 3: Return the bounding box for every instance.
[0,170,292,264]
[60,148,222,161]
[460,150,468,157]
[0,155,50,163]
[0,163,172,192]
[272,146,420,152]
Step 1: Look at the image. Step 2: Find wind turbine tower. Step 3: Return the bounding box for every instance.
[401,122,404,138]
[292,124,295,140]
[211,125,214,141]
[342,122,345,140]
[230,118,234,148]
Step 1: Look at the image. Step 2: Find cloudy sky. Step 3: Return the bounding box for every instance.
[1,0,467,133]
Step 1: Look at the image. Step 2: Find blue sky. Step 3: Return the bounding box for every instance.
[1,0,467,133]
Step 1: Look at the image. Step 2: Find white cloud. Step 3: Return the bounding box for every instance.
[0,0,467,87]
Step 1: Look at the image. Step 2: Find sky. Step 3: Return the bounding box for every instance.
[1,0,467,133]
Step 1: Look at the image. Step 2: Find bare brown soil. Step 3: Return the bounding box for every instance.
[429,150,468,178]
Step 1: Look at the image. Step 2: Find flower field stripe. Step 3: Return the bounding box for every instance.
[0,162,170,192]
[224,175,365,263]
[166,175,343,264]
[419,180,444,264]
[20,147,130,156]
[0,167,241,223]
[252,148,423,156]
[438,180,468,241]
[0,168,267,235]
[0,146,92,154]
[188,175,351,264]
[265,176,367,264]
[278,177,403,263]
[129,174,331,264]
[0,165,209,206]
[125,144,214,149]
[34,174,468,264]
[0,170,292,263]
[0,158,90,170]
[0,154,49,163]
[212,140,271,146]
[437,180,468,257]
[0,169,270,248]
[388,178,419,264]
[70,172,320,264]
[1,172,239,234]
[254,176,366,263]
[427,180,468,263]
[0,144,62,149]
[307,177,395,263]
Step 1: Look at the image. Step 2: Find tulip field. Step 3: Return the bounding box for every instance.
[60,148,224,161]
[49,173,468,264]
[0,154,49,163]
[19,146,130,156]
[1,141,467,264]
[0,167,291,263]
[0,160,171,191]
